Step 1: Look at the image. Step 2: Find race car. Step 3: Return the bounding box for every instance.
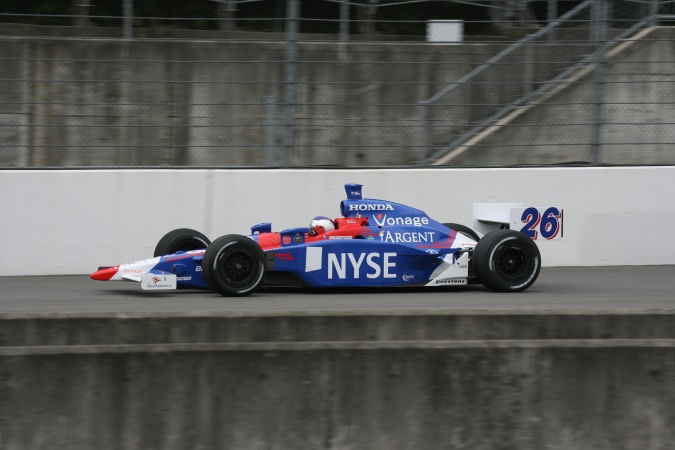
[91,183,546,295]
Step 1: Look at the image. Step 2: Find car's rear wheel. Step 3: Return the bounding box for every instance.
[473,230,541,292]
[203,234,266,297]
[154,228,211,257]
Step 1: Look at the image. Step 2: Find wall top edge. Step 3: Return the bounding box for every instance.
[2,166,675,175]
[2,308,675,321]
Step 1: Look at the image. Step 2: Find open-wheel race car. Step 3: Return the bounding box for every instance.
[91,183,551,295]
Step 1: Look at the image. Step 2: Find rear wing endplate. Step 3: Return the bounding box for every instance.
[473,203,564,240]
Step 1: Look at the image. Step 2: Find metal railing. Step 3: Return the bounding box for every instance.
[418,0,669,164]
[418,0,598,163]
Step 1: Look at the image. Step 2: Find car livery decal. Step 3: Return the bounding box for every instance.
[417,229,457,249]
[305,247,397,280]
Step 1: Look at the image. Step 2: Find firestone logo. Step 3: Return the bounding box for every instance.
[435,278,466,285]
[348,203,394,211]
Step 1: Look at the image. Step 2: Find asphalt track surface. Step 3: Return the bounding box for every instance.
[1,266,674,314]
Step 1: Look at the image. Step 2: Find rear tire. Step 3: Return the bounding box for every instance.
[473,230,541,292]
[154,228,211,257]
[203,234,266,297]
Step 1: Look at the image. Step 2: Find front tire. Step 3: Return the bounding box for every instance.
[154,228,211,257]
[473,230,541,292]
[203,234,266,297]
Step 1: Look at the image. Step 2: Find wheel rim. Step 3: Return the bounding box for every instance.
[497,247,527,279]
[217,250,256,287]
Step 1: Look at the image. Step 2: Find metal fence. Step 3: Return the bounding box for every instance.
[1,0,674,167]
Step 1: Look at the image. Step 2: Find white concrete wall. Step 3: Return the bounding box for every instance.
[1,167,674,276]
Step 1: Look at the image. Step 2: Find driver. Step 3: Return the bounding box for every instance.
[308,216,336,236]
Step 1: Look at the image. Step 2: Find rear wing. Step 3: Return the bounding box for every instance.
[473,203,564,240]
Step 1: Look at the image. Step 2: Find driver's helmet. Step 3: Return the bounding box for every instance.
[308,216,335,236]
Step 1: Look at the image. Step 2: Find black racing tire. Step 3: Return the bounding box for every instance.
[203,234,266,297]
[154,228,211,257]
[472,230,541,293]
[442,223,481,242]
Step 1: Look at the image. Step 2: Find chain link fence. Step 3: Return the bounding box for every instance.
[0,0,674,167]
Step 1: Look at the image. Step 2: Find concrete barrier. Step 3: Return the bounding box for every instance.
[2,340,674,450]
[3,311,675,346]
[3,167,675,276]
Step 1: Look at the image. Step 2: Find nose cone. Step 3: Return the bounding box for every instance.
[91,266,120,281]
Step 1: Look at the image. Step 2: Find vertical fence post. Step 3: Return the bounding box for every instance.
[591,0,608,164]
[266,95,277,166]
[418,101,429,164]
[221,0,237,31]
[547,0,557,41]
[73,0,92,27]
[367,0,378,34]
[524,36,534,96]
[121,0,136,164]
[123,0,133,39]
[649,0,659,25]
[340,0,350,42]
[283,0,299,167]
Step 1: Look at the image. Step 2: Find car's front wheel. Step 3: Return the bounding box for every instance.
[203,234,266,297]
[472,230,541,292]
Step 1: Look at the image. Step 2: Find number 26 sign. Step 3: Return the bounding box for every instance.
[510,207,564,240]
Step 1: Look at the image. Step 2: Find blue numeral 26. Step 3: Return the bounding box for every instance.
[520,207,562,240]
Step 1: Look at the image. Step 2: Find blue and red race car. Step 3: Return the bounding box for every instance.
[91,184,544,295]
